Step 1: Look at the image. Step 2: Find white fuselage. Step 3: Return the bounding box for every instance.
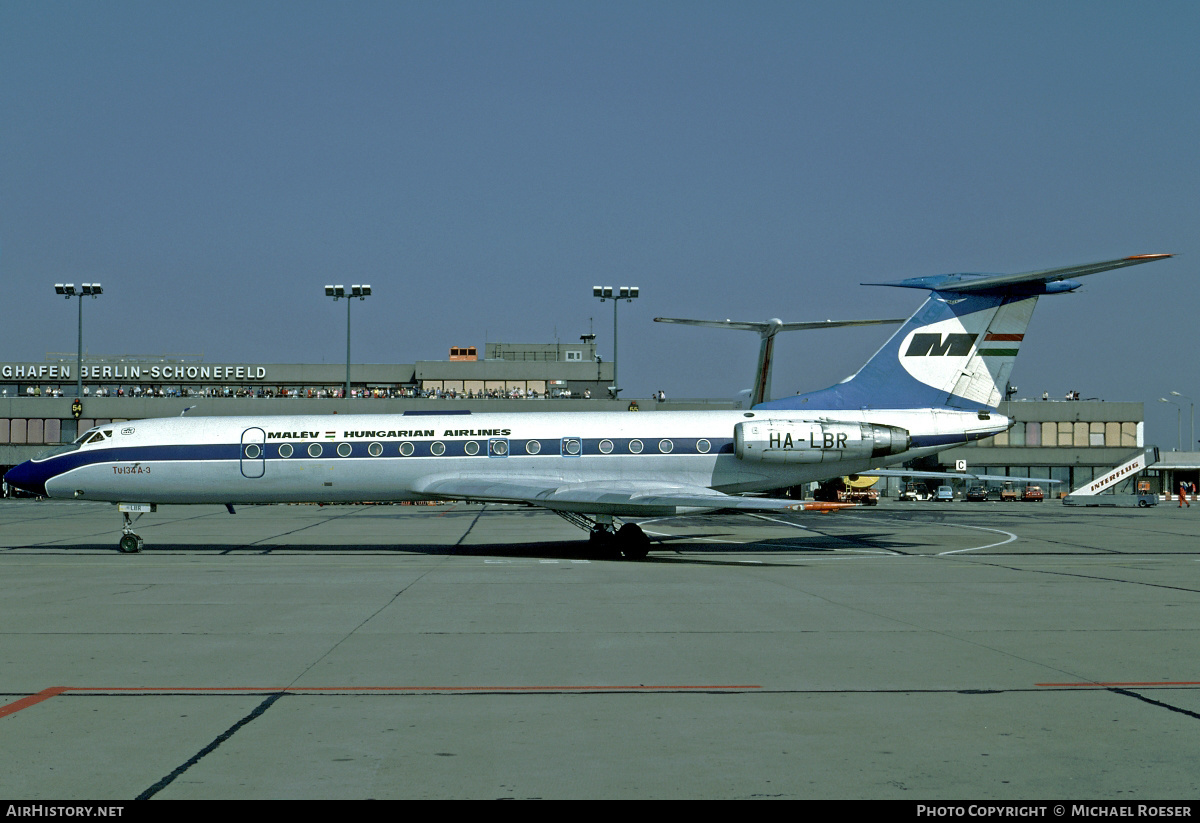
[34,408,1007,507]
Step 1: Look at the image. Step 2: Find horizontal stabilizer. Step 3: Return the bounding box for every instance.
[865,254,1172,294]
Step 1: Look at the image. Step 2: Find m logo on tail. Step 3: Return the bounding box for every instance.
[904,333,977,357]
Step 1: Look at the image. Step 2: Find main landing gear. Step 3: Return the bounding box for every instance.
[594,522,652,560]
[557,512,652,560]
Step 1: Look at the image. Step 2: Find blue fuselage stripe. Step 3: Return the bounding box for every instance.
[27,438,737,478]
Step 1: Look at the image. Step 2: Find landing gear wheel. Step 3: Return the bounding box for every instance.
[118,533,143,554]
[616,523,651,560]
[588,526,620,559]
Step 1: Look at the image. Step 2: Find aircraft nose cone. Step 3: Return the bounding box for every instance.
[4,461,47,497]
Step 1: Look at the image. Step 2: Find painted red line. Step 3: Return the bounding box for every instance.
[56,685,761,694]
[0,687,67,719]
[984,333,1024,341]
[1037,681,1200,688]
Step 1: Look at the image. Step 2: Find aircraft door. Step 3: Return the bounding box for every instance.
[240,427,266,478]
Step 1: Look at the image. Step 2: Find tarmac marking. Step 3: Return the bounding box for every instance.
[485,559,590,564]
[935,524,1019,555]
[0,686,67,718]
[1036,681,1200,688]
[2,684,762,700]
[833,512,1020,555]
[139,691,283,800]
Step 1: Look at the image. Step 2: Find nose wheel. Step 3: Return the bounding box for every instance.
[117,504,154,553]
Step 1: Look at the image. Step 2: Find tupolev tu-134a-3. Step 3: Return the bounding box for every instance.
[5,254,1172,556]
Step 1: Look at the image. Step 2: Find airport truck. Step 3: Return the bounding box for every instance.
[814,475,880,506]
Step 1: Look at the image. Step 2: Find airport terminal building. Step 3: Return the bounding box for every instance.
[927,399,1147,492]
[0,342,621,464]
[2,340,614,402]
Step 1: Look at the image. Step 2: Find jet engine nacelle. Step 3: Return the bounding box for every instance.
[734,420,911,463]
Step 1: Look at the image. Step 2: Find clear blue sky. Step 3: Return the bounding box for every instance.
[2,1,1196,445]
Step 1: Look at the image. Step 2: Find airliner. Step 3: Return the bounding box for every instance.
[4,254,1171,557]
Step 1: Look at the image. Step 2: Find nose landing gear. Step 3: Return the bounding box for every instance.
[117,503,155,553]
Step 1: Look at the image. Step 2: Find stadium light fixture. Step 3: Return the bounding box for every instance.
[593,285,639,398]
[1170,391,1194,450]
[54,283,103,398]
[325,284,372,397]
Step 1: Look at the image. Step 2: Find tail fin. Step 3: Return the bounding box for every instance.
[653,316,905,405]
[757,254,1172,412]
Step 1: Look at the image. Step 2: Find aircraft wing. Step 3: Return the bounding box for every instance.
[409,476,852,514]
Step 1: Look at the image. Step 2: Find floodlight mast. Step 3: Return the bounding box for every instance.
[592,285,639,398]
[325,285,371,397]
[1170,391,1194,448]
[54,283,102,399]
[1160,397,1183,451]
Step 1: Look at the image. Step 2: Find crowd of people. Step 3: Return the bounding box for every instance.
[3,384,604,400]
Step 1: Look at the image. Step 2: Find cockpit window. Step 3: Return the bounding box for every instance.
[33,443,81,461]
[85,431,106,445]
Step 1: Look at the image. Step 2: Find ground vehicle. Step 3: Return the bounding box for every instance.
[899,482,930,501]
[966,485,988,501]
[1000,481,1020,502]
[1023,484,1045,502]
[814,475,880,506]
[934,485,954,502]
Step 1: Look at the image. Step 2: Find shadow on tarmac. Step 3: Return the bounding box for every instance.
[4,529,915,563]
